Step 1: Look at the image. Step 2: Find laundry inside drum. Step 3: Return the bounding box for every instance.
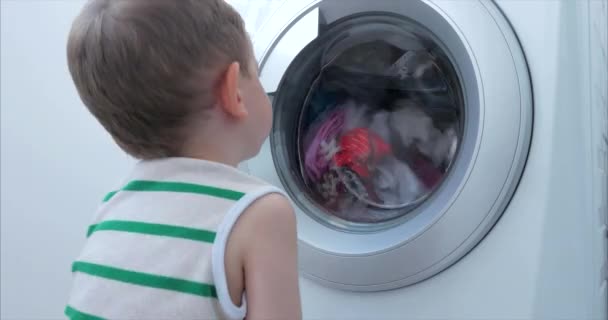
[271,14,464,228]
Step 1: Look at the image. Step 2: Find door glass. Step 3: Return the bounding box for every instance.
[271,13,463,230]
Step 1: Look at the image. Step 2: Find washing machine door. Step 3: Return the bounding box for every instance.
[243,0,532,291]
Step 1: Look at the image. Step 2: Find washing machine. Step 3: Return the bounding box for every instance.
[241,0,608,319]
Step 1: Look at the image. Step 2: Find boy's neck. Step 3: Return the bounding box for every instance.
[179,142,243,168]
[179,116,250,168]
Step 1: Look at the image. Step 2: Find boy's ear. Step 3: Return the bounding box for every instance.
[217,62,247,118]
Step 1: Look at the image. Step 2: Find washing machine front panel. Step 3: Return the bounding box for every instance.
[245,0,532,291]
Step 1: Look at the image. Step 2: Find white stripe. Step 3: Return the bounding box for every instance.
[69,273,220,320]
[212,186,288,320]
[79,231,214,284]
[99,191,232,231]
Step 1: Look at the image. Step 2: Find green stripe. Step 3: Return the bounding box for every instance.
[86,220,216,243]
[72,261,218,298]
[102,191,118,202]
[103,180,244,202]
[65,306,105,320]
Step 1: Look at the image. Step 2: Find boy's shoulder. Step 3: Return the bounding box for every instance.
[229,191,296,258]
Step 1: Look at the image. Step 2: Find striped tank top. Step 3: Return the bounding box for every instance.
[65,158,284,320]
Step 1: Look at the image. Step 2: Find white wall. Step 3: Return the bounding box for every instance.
[0,1,282,318]
[0,1,132,318]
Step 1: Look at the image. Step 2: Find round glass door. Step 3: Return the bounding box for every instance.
[271,13,463,232]
[247,0,532,290]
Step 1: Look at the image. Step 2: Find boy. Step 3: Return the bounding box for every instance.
[64,0,301,319]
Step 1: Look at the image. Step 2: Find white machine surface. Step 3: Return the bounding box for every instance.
[242,0,608,319]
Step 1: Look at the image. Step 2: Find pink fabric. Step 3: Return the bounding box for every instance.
[304,109,346,181]
[410,152,443,189]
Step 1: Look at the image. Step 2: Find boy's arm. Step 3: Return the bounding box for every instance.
[232,193,301,320]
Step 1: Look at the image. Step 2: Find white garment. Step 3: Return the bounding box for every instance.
[374,156,425,205]
[390,100,457,167]
[66,158,285,320]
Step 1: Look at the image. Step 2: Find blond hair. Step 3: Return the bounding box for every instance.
[67,0,251,159]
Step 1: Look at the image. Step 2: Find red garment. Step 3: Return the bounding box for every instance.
[333,128,391,178]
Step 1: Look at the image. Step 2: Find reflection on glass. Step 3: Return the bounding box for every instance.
[271,13,463,229]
